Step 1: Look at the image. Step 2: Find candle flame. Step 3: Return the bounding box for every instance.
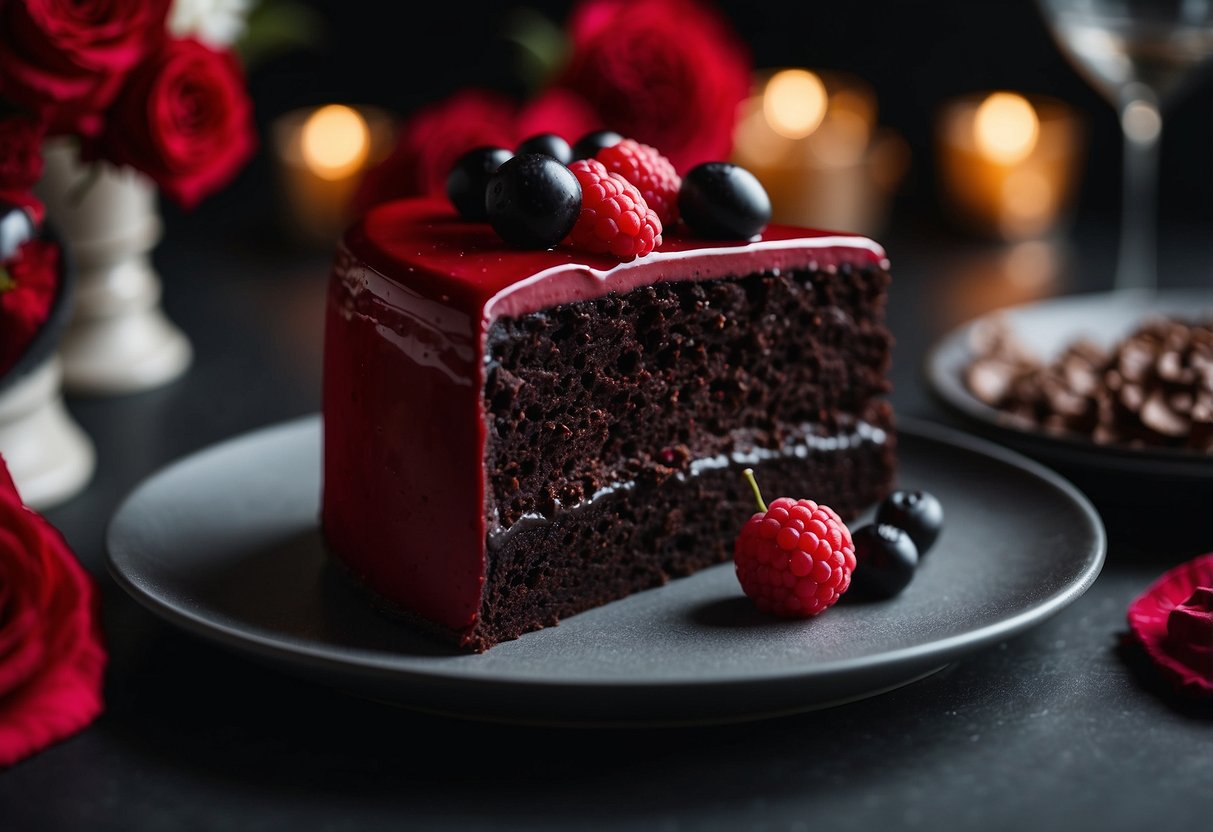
[301,105,370,180]
[763,69,828,140]
[973,92,1039,165]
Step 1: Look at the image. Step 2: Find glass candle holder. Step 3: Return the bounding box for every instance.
[270,104,396,248]
[731,68,908,236]
[936,91,1085,242]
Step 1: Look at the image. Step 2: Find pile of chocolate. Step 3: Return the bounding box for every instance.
[963,314,1213,451]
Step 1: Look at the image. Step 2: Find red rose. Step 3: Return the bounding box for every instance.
[351,87,600,216]
[0,113,46,195]
[0,455,106,768]
[0,0,170,137]
[0,239,59,377]
[88,38,256,210]
[555,0,751,172]
[0,114,46,225]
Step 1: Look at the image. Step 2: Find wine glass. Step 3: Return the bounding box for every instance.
[1036,0,1213,291]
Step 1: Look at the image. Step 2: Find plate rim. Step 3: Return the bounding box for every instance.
[104,413,1106,694]
[924,287,1213,478]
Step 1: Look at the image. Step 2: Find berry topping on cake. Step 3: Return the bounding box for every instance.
[678,162,772,240]
[566,158,662,259]
[734,468,856,618]
[449,138,774,258]
[571,129,624,161]
[875,489,944,555]
[848,524,919,599]
[594,138,681,227]
[485,153,582,249]
[446,146,514,221]
[515,133,573,165]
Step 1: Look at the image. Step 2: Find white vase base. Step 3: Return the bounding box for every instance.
[59,308,193,396]
[0,359,95,509]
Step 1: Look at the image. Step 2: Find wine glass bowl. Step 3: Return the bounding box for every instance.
[1036,0,1213,291]
[1044,4,1213,104]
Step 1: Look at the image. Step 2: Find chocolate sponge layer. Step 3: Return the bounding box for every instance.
[471,426,895,652]
[465,265,896,651]
[484,265,893,528]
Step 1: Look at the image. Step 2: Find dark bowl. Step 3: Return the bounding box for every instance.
[0,223,75,397]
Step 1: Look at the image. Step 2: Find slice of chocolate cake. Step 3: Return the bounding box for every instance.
[322,197,895,651]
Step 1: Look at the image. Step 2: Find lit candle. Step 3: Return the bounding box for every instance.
[270,104,395,247]
[731,68,907,236]
[936,91,1084,241]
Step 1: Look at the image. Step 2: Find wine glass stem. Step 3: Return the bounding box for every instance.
[1117,91,1162,291]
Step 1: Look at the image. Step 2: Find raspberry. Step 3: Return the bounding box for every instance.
[594,138,681,227]
[733,469,856,618]
[566,159,662,260]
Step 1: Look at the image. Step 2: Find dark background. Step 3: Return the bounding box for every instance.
[7,4,1212,828]
[226,0,1213,236]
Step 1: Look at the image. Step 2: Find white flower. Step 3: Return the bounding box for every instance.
[168,0,254,49]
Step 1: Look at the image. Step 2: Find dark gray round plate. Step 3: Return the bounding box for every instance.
[926,288,1213,482]
[106,415,1105,726]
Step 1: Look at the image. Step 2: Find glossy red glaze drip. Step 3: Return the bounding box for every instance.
[321,197,889,645]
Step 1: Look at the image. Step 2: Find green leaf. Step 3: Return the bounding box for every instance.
[0,266,14,293]
[238,0,327,73]
[500,6,570,94]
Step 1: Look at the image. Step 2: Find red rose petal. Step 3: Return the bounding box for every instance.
[0,457,107,768]
[86,37,256,210]
[1126,552,1213,697]
[0,0,170,136]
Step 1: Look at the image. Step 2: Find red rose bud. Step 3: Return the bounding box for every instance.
[0,455,107,768]
[87,37,256,209]
[556,0,751,172]
[0,0,171,137]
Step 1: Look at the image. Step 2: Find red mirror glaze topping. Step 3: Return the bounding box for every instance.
[345,197,889,325]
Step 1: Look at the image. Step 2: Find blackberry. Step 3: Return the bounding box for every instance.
[484,153,581,249]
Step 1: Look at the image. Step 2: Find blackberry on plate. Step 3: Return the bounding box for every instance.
[850,524,919,599]
[876,490,944,555]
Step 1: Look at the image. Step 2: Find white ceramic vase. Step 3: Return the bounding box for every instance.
[35,137,192,395]
[0,356,95,509]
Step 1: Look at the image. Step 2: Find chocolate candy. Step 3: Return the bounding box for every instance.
[964,315,1213,451]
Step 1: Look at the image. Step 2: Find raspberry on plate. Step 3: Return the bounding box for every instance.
[594,138,681,227]
[566,158,663,260]
[734,468,856,618]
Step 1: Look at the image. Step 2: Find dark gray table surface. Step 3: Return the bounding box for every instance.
[2,192,1211,831]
